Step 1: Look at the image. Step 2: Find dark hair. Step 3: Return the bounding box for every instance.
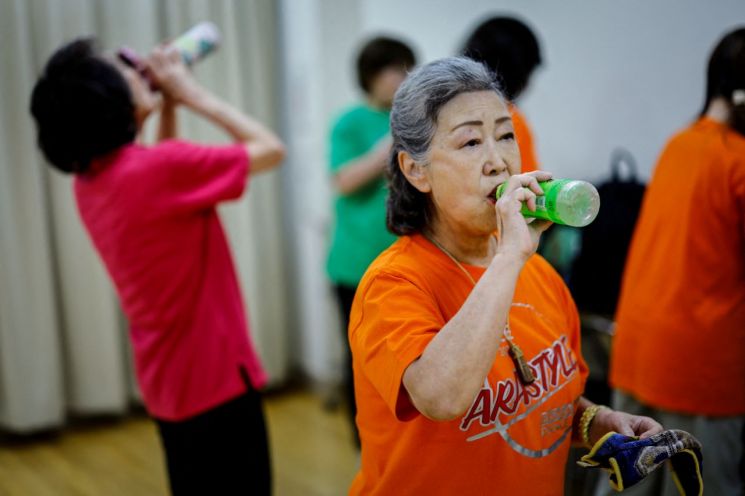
[30,38,137,174]
[357,36,416,94]
[387,57,504,236]
[461,16,541,101]
[700,27,745,137]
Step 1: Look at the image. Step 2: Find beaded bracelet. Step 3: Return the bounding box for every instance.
[580,404,607,447]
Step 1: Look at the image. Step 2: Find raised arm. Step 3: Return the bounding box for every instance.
[157,95,178,142]
[334,136,391,195]
[402,172,553,421]
[402,250,524,420]
[146,47,285,173]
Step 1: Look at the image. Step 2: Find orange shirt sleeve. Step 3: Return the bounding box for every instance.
[349,271,444,421]
[510,106,539,173]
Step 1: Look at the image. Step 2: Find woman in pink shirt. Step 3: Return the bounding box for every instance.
[30,38,284,495]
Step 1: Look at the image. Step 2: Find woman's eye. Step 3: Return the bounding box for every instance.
[499,132,515,141]
[462,139,481,148]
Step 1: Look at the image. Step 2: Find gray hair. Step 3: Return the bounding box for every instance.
[386,56,505,235]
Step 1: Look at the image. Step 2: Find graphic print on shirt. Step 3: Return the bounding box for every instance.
[459,303,581,457]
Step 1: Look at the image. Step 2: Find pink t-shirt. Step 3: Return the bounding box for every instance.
[74,140,267,421]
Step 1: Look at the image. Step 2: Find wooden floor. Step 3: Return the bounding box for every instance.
[0,389,359,496]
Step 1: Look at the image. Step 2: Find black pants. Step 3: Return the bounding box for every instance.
[156,385,271,496]
[334,284,360,447]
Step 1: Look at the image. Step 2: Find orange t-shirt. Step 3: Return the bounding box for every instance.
[610,118,745,416]
[511,105,539,173]
[349,234,588,495]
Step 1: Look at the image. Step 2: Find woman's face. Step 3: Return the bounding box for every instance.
[110,58,159,127]
[421,90,520,237]
[369,65,409,109]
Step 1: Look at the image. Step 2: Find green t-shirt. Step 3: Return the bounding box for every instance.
[327,104,397,286]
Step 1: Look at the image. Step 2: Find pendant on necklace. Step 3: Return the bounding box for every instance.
[507,340,536,385]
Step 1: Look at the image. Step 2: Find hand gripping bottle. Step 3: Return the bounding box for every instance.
[496,179,600,227]
[169,22,221,65]
[117,22,221,82]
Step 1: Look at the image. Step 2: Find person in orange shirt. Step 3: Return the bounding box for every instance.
[607,27,745,496]
[462,15,542,172]
[348,57,661,495]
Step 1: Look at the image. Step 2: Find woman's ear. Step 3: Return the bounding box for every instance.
[399,150,431,193]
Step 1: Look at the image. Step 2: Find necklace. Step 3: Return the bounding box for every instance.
[426,234,536,385]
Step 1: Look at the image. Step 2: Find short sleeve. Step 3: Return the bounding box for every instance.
[153,140,249,212]
[350,271,445,420]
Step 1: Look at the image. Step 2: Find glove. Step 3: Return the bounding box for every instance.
[577,429,703,495]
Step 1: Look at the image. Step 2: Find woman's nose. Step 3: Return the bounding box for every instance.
[483,140,508,176]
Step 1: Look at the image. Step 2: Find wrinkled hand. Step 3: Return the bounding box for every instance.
[589,408,663,446]
[495,171,554,262]
[143,45,202,106]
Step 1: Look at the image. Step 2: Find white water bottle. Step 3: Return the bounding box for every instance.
[117,22,221,82]
[169,22,221,65]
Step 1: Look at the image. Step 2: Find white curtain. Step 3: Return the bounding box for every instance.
[0,0,289,433]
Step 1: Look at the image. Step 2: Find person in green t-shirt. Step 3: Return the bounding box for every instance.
[327,36,416,446]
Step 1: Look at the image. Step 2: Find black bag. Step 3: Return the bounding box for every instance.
[570,149,646,316]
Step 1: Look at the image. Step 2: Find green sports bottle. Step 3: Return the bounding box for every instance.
[496,179,600,227]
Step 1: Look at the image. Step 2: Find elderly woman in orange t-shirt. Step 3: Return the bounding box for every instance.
[347,57,662,495]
